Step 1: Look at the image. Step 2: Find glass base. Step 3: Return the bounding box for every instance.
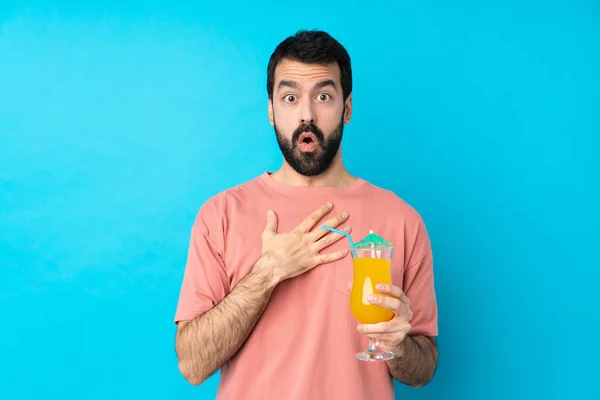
[355,339,396,362]
[355,349,395,361]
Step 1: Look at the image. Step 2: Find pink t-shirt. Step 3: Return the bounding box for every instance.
[174,172,438,400]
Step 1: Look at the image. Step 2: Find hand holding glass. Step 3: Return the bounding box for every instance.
[321,227,396,361]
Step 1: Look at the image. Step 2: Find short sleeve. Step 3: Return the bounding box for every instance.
[174,200,231,324]
[403,218,438,337]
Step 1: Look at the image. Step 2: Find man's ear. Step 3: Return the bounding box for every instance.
[268,99,274,126]
[343,92,353,124]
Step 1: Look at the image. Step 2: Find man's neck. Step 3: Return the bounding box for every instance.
[270,160,356,189]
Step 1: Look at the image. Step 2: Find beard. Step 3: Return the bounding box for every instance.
[274,116,344,177]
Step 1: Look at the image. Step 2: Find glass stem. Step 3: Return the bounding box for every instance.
[368,338,381,353]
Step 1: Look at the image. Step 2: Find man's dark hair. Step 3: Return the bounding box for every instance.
[267,30,352,101]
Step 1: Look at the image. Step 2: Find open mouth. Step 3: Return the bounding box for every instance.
[297,132,319,152]
[298,132,317,145]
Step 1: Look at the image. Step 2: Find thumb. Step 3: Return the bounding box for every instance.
[263,209,278,234]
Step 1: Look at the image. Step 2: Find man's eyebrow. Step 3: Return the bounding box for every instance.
[277,80,297,89]
[315,79,337,90]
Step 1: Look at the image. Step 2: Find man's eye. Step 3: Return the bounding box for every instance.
[284,95,297,103]
[317,93,331,102]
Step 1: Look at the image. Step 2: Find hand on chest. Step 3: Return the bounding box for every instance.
[221,202,407,291]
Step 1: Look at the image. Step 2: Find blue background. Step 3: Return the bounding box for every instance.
[1,1,599,399]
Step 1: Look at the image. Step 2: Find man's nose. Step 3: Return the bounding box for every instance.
[299,102,316,125]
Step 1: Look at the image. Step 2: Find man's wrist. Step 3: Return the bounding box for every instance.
[394,342,405,358]
[253,255,281,289]
[393,335,412,358]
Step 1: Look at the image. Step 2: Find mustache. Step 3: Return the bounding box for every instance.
[292,122,325,144]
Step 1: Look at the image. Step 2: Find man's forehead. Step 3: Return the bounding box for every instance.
[274,59,341,89]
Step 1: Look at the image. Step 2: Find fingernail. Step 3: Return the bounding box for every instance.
[344,226,351,232]
[326,202,333,209]
[342,248,349,255]
[341,212,348,218]
[376,284,385,291]
[368,295,377,302]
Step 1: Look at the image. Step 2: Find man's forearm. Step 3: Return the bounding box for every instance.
[175,258,279,385]
[386,334,438,388]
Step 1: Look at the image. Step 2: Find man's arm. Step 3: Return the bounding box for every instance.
[386,334,438,387]
[175,258,278,385]
[175,203,351,385]
[356,283,438,387]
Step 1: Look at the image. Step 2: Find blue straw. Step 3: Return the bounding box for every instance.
[321,225,358,258]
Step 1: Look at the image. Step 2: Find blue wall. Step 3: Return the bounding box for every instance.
[1,1,598,399]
